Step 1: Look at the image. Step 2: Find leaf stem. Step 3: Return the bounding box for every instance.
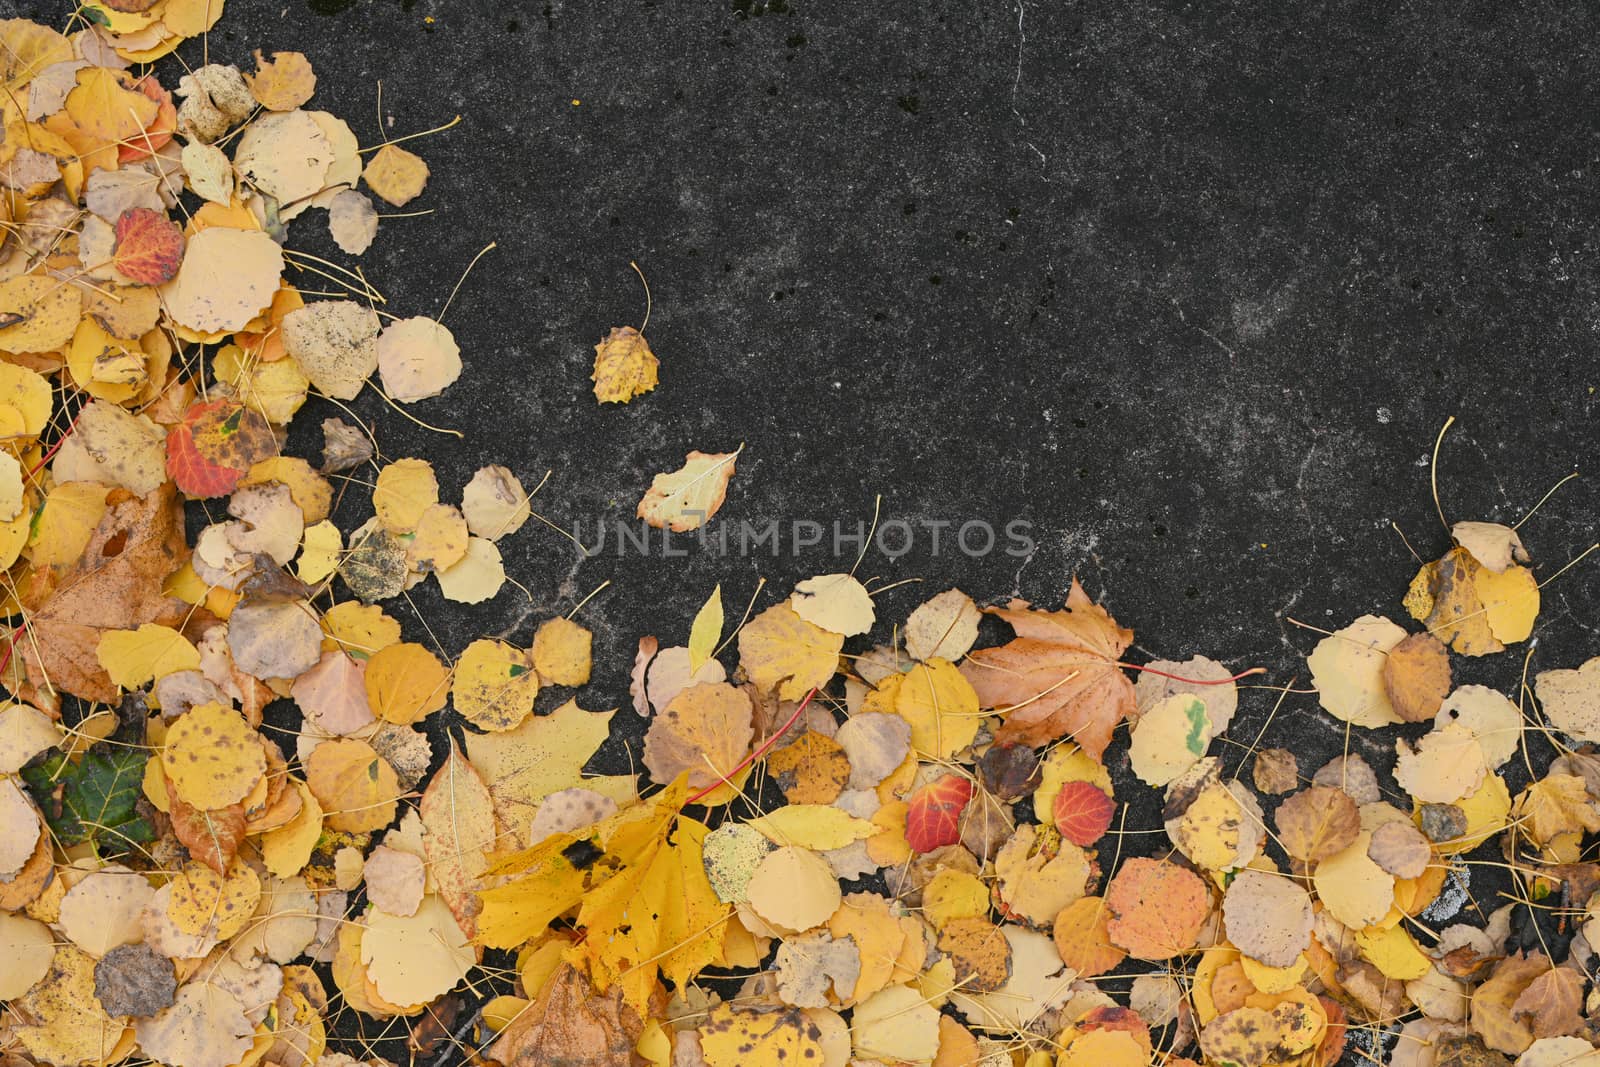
[1116,662,1265,685]
[687,685,819,805]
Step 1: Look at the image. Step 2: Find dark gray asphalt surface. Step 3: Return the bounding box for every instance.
[3,0,1598,1063]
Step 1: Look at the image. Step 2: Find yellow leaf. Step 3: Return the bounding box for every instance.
[745,804,880,850]
[361,894,474,1007]
[373,457,439,533]
[1355,922,1431,980]
[162,703,266,809]
[465,699,615,845]
[363,143,430,206]
[531,617,592,687]
[636,448,739,532]
[1476,562,1539,645]
[297,519,343,583]
[894,658,980,761]
[474,832,590,949]
[922,869,990,931]
[1306,614,1407,728]
[1423,773,1511,855]
[0,276,81,355]
[304,737,401,833]
[29,481,108,567]
[590,325,659,404]
[96,624,200,690]
[247,50,316,111]
[322,600,402,658]
[790,573,875,637]
[364,642,451,724]
[64,67,157,153]
[452,638,538,732]
[698,1005,825,1067]
[687,584,722,673]
[260,782,322,878]
[737,602,843,702]
[11,945,125,1067]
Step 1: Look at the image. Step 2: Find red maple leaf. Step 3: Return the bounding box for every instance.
[905,774,973,853]
[1053,780,1115,847]
[113,207,185,286]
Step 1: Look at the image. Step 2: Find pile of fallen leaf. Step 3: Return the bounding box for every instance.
[1,6,1599,1067]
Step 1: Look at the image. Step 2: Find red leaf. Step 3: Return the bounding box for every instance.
[905,774,973,853]
[165,775,246,874]
[1053,780,1115,846]
[166,399,275,498]
[113,207,185,285]
[118,75,176,163]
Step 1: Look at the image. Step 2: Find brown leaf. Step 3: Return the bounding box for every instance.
[15,484,189,704]
[1251,748,1299,795]
[1470,952,1548,1055]
[960,578,1136,758]
[489,963,643,1067]
[937,917,1012,993]
[1511,965,1585,1040]
[1383,631,1453,722]
[92,943,175,1018]
[1274,786,1360,863]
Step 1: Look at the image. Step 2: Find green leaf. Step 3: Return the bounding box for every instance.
[22,746,153,852]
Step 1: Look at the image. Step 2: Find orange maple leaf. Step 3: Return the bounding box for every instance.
[959,578,1135,758]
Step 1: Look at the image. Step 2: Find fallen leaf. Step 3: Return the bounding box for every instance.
[112,206,184,284]
[419,743,497,937]
[1306,614,1408,728]
[1053,896,1127,978]
[490,963,643,1067]
[637,448,739,532]
[737,602,843,702]
[1383,631,1453,722]
[452,638,539,731]
[1054,779,1116,846]
[1535,656,1600,744]
[159,226,283,333]
[906,774,974,853]
[1104,857,1209,960]
[961,578,1136,758]
[304,737,400,832]
[1222,869,1313,968]
[746,844,840,932]
[591,325,659,404]
[904,587,982,663]
[643,681,754,791]
[1275,785,1361,863]
[791,572,875,637]
[247,49,316,110]
[532,616,593,687]
[377,316,461,403]
[363,143,430,206]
